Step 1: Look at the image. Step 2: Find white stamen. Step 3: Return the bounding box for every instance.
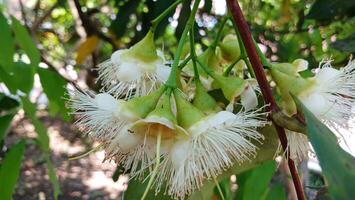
[98,49,170,99]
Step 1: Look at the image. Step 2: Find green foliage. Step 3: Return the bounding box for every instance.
[295,97,355,200]
[0,93,20,111]
[110,0,141,38]
[11,17,40,68]
[0,114,14,141]
[21,97,61,199]
[235,160,282,200]
[0,140,25,200]
[0,13,15,73]
[37,68,70,120]
[331,33,355,53]
[124,178,172,200]
[307,0,355,22]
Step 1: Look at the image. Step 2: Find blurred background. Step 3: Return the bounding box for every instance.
[0,0,354,199]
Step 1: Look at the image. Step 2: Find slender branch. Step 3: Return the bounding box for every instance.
[41,55,81,90]
[72,0,116,49]
[151,0,183,30]
[226,1,305,200]
[31,2,59,33]
[210,17,228,50]
[189,24,200,81]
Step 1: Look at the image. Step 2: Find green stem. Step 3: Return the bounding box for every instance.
[196,58,215,78]
[252,37,271,68]
[213,177,225,200]
[68,144,103,160]
[165,0,201,88]
[151,0,183,31]
[140,131,162,200]
[189,23,200,81]
[178,54,192,69]
[210,17,228,50]
[223,57,243,76]
[231,17,255,78]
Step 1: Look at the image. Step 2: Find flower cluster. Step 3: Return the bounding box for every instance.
[69,30,270,199]
[271,59,355,162]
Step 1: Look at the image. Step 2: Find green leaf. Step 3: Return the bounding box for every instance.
[46,157,61,200]
[265,184,287,200]
[20,97,61,199]
[110,0,140,38]
[0,67,17,94]
[0,62,34,94]
[306,0,355,22]
[0,13,15,73]
[295,97,355,200]
[0,114,15,141]
[235,160,276,200]
[21,97,49,153]
[0,140,25,200]
[214,178,232,200]
[13,62,35,93]
[330,33,355,53]
[0,93,20,111]
[124,178,172,200]
[11,16,40,68]
[188,182,215,200]
[37,68,70,121]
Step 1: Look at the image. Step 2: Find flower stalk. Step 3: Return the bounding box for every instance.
[226,0,306,200]
[165,0,201,88]
[150,0,183,31]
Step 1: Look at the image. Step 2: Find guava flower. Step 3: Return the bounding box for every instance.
[154,90,268,199]
[97,30,170,99]
[69,90,134,141]
[69,87,166,176]
[298,60,355,128]
[284,131,311,162]
[272,59,355,162]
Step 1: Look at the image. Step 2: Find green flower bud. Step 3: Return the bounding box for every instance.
[127,30,159,62]
[219,34,241,63]
[174,89,205,129]
[192,81,221,114]
[125,86,166,118]
[270,67,315,115]
[212,73,247,102]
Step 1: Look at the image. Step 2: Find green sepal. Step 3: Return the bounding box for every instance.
[198,47,220,76]
[145,90,177,124]
[272,62,298,76]
[270,67,315,115]
[128,30,158,62]
[192,81,221,114]
[125,86,166,118]
[212,73,246,101]
[219,34,241,63]
[174,89,205,129]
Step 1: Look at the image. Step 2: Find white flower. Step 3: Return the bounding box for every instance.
[281,60,355,162]
[285,131,312,162]
[69,90,136,141]
[298,60,355,128]
[69,87,169,178]
[98,31,170,99]
[157,109,268,199]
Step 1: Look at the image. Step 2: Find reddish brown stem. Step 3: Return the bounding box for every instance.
[226,1,305,200]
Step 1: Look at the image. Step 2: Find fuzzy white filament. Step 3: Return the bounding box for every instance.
[68,90,126,141]
[300,60,355,128]
[98,50,170,99]
[155,109,269,199]
[286,131,311,162]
